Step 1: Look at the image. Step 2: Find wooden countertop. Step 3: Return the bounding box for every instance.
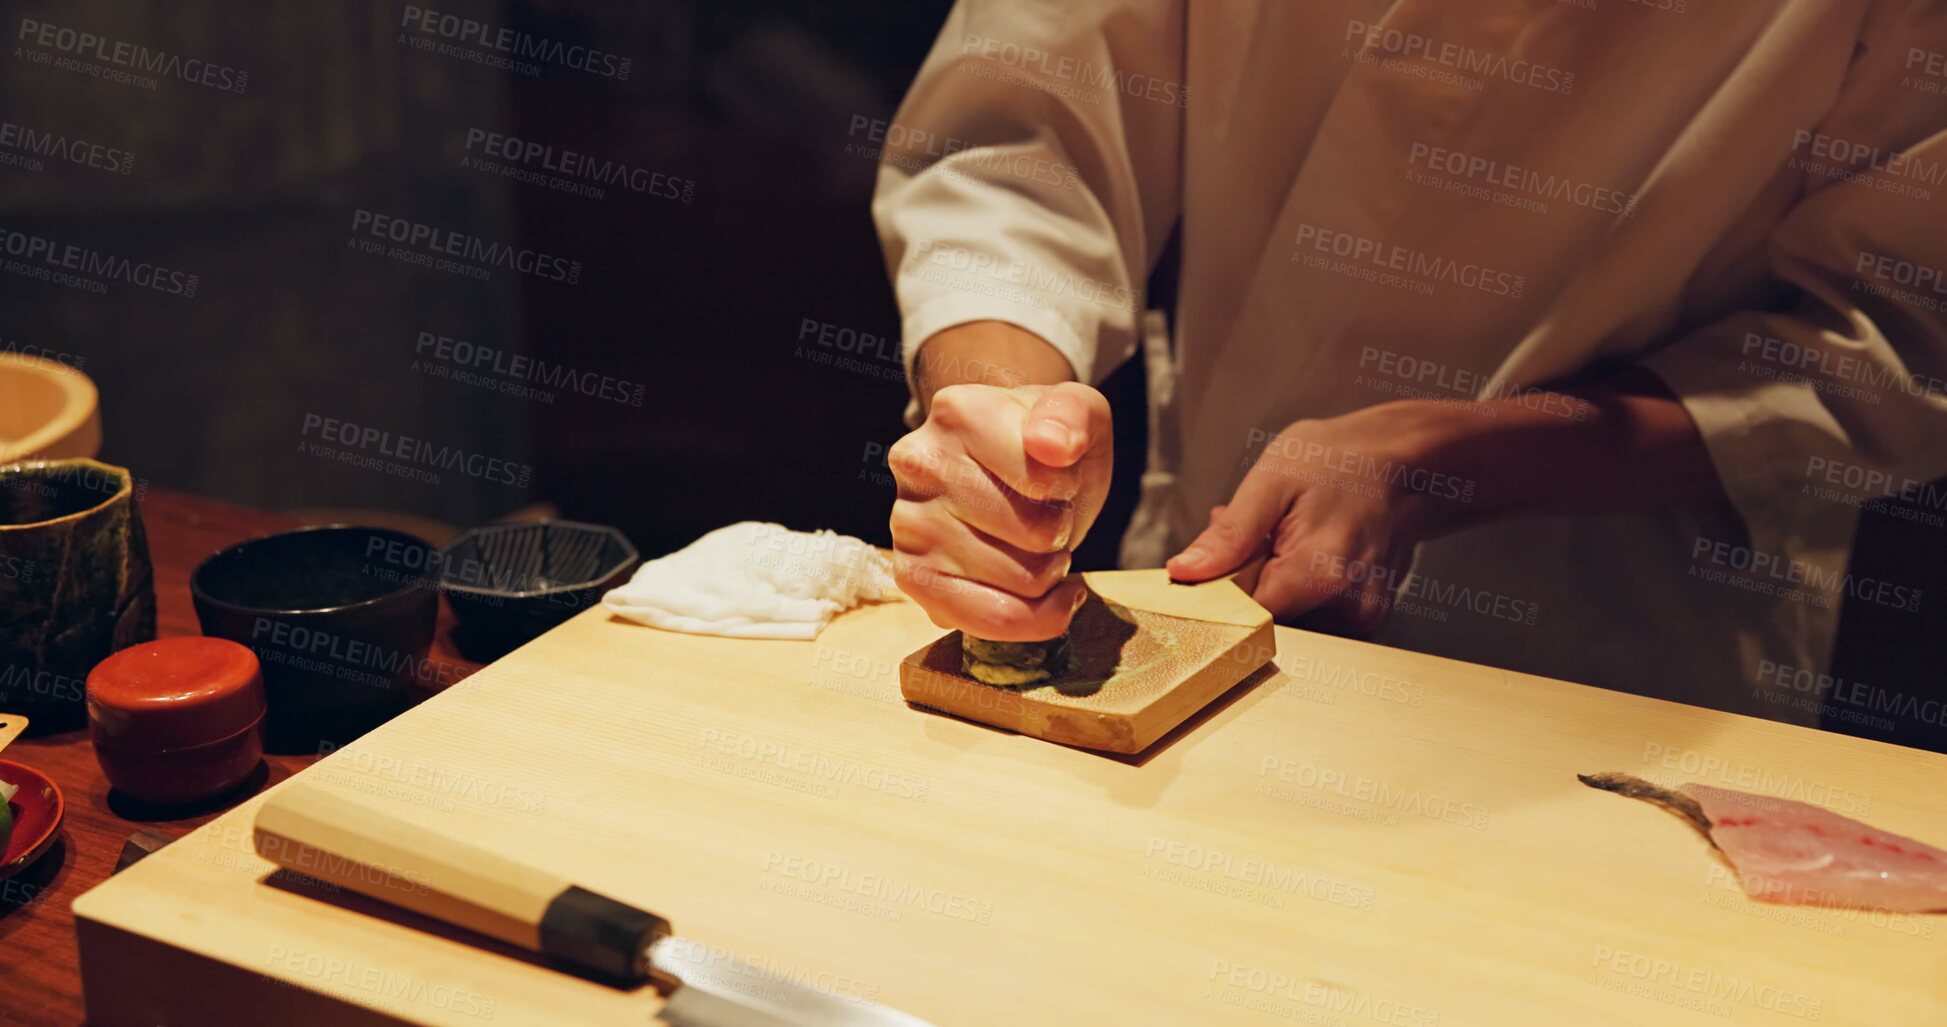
[66,560,1947,1025]
[1,488,483,1027]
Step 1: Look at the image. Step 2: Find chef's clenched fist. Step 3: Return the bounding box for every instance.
[889,381,1112,642]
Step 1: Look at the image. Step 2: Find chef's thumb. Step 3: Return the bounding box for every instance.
[1021,382,1110,470]
[1168,484,1280,582]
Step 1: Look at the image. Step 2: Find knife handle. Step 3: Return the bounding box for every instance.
[254,781,669,983]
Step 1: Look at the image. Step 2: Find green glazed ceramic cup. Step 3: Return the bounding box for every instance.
[0,459,157,731]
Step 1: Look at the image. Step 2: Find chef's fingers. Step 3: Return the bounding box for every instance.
[1020,382,1114,547]
[1249,550,1345,621]
[893,553,1088,641]
[929,385,1082,505]
[1292,589,1390,639]
[944,479,1074,554]
[926,387,1098,510]
[1167,469,1289,582]
[1020,383,1112,471]
[890,500,1072,598]
[1288,559,1392,637]
[887,432,952,500]
[891,440,1073,553]
[1254,540,1392,637]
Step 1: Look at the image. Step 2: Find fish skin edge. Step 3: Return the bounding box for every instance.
[1577,771,1716,840]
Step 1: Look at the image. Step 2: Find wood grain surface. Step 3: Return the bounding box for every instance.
[1,488,483,1027]
[70,570,1947,1026]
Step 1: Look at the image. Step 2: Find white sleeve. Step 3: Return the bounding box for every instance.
[1642,2,1947,572]
[870,0,1185,407]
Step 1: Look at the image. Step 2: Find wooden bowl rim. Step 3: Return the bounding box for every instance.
[0,353,98,465]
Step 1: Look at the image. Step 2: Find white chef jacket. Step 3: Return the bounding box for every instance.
[873,0,1947,723]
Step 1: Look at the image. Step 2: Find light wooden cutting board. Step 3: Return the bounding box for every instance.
[72,592,1947,1025]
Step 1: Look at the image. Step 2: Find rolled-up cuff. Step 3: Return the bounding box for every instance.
[1638,342,1796,542]
[1638,325,1859,583]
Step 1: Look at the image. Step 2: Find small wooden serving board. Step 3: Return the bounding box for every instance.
[899,569,1275,753]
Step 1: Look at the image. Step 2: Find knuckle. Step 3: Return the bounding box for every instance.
[887,434,939,484]
[1209,512,1252,545]
[942,459,991,498]
[1019,468,1078,506]
[928,385,980,429]
[1065,381,1111,418]
[1017,511,1067,554]
[886,434,917,474]
[1020,551,1070,597]
[893,555,945,595]
[896,553,978,602]
[887,500,930,548]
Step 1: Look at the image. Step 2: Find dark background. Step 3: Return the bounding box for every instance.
[0,0,1937,752]
[0,1,963,548]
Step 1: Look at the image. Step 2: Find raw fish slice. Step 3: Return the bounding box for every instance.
[1579,773,1947,914]
[1685,783,1947,913]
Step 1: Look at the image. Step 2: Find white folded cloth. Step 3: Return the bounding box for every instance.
[602,522,898,639]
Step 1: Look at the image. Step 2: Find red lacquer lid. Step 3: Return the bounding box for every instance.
[87,637,266,750]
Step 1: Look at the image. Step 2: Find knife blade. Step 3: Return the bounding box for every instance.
[254,782,935,1026]
[650,936,935,1027]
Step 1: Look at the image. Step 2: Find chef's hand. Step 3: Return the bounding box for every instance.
[1168,375,1723,636]
[1166,404,1454,637]
[889,381,1112,641]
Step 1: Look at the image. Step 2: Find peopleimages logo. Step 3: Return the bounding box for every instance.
[1791,130,1947,189]
[1689,536,1921,613]
[1294,223,1525,298]
[399,6,631,80]
[462,129,694,202]
[760,851,997,925]
[348,208,582,284]
[1346,20,1574,94]
[846,115,1084,192]
[414,331,645,406]
[906,240,1138,312]
[0,119,134,175]
[1309,553,1542,626]
[1854,249,1947,313]
[1908,47,1947,95]
[1805,455,1947,508]
[16,18,248,93]
[1756,660,1947,734]
[1244,430,1478,502]
[1354,346,1592,421]
[0,336,86,374]
[1640,741,1873,816]
[249,618,450,692]
[0,226,198,296]
[299,413,535,488]
[0,664,84,707]
[1405,142,1637,217]
[1739,331,1947,403]
[1257,756,1490,829]
[1588,946,1823,1021]
[959,33,1189,107]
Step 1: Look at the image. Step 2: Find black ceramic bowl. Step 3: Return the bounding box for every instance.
[191,525,437,752]
[438,520,638,659]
